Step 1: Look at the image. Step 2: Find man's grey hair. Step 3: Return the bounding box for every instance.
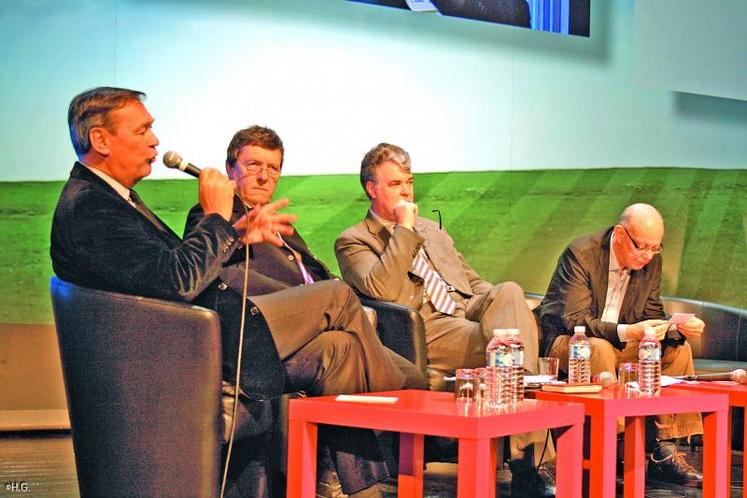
[68,87,146,157]
[359,143,411,198]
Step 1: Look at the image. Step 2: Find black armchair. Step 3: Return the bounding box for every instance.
[358,296,428,381]
[50,276,223,498]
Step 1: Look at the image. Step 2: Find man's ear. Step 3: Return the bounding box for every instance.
[225,162,234,180]
[88,127,110,156]
[365,180,376,200]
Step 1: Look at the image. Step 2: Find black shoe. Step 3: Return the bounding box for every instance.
[510,462,556,497]
[647,451,703,488]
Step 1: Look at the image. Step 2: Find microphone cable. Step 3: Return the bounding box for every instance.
[220,199,252,498]
[163,152,265,496]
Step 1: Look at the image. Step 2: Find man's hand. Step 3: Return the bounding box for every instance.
[394,199,418,229]
[199,168,236,222]
[627,319,669,341]
[677,316,705,337]
[233,198,297,246]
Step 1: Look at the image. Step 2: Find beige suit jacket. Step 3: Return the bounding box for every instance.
[335,213,493,308]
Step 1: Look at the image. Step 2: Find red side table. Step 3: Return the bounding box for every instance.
[287,390,584,498]
[670,381,747,497]
[528,387,729,498]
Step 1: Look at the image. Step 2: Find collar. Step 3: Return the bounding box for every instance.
[369,208,396,234]
[80,162,131,202]
[608,233,626,273]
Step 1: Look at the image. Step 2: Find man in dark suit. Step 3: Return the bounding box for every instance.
[185,126,335,296]
[184,126,425,497]
[535,203,706,486]
[335,143,554,497]
[51,89,416,498]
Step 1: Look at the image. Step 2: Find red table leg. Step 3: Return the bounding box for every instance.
[286,419,318,498]
[743,408,747,498]
[554,421,583,498]
[623,415,646,498]
[702,409,728,498]
[726,408,734,498]
[588,415,618,498]
[398,433,424,498]
[457,437,496,498]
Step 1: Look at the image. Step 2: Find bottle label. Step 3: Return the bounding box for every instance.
[512,351,524,367]
[498,351,513,367]
[487,351,498,367]
[638,346,661,361]
[570,344,590,359]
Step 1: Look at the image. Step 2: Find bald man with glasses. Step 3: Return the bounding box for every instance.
[534,203,706,487]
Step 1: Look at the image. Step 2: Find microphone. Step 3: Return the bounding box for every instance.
[593,371,616,387]
[163,151,201,178]
[163,151,250,209]
[675,369,747,384]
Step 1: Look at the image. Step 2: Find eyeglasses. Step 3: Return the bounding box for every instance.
[235,161,281,179]
[619,224,662,254]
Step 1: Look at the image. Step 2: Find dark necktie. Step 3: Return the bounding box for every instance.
[128,189,169,233]
[277,233,315,285]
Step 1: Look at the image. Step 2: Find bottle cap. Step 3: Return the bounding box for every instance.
[506,328,519,337]
[643,327,657,337]
[492,328,505,338]
[573,325,586,334]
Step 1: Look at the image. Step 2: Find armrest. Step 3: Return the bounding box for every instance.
[358,297,427,378]
[50,276,222,497]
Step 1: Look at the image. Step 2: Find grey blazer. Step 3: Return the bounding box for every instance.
[335,213,493,308]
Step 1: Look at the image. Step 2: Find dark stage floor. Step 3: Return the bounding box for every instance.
[0,432,742,497]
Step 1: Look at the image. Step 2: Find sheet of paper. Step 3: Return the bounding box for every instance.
[335,394,398,404]
[405,0,440,13]
[660,375,683,386]
[669,312,695,325]
[524,375,556,385]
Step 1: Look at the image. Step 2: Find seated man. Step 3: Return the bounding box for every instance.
[535,203,706,487]
[51,88,415,498]
[335,143,554,496]
[184,126,426,497]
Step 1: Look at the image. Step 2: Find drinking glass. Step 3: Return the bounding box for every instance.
[538,357,560,382]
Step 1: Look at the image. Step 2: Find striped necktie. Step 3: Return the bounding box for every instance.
[410,248,457,315]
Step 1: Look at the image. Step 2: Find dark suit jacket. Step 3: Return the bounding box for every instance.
[185,198,335,296]
[535,227,682,355]
[50,163,284,399]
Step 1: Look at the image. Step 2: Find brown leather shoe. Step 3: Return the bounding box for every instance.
[647,451,703,488]
[316,469,346,498]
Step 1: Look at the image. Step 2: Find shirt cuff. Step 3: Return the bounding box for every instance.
[617,323,628,343]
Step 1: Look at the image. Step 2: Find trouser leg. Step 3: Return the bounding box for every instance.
[656,342,703,439]
[510,429,557,466]
[466,281,541,374]
[253,280,420,391]
[284,331,388,494]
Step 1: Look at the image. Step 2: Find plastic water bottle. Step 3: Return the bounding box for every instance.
[638,327,662,395]
[568,326,591,384]
[507,328,524,403]
[485,329,506,408]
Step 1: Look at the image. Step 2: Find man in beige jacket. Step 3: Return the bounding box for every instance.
[335,142,554,497]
